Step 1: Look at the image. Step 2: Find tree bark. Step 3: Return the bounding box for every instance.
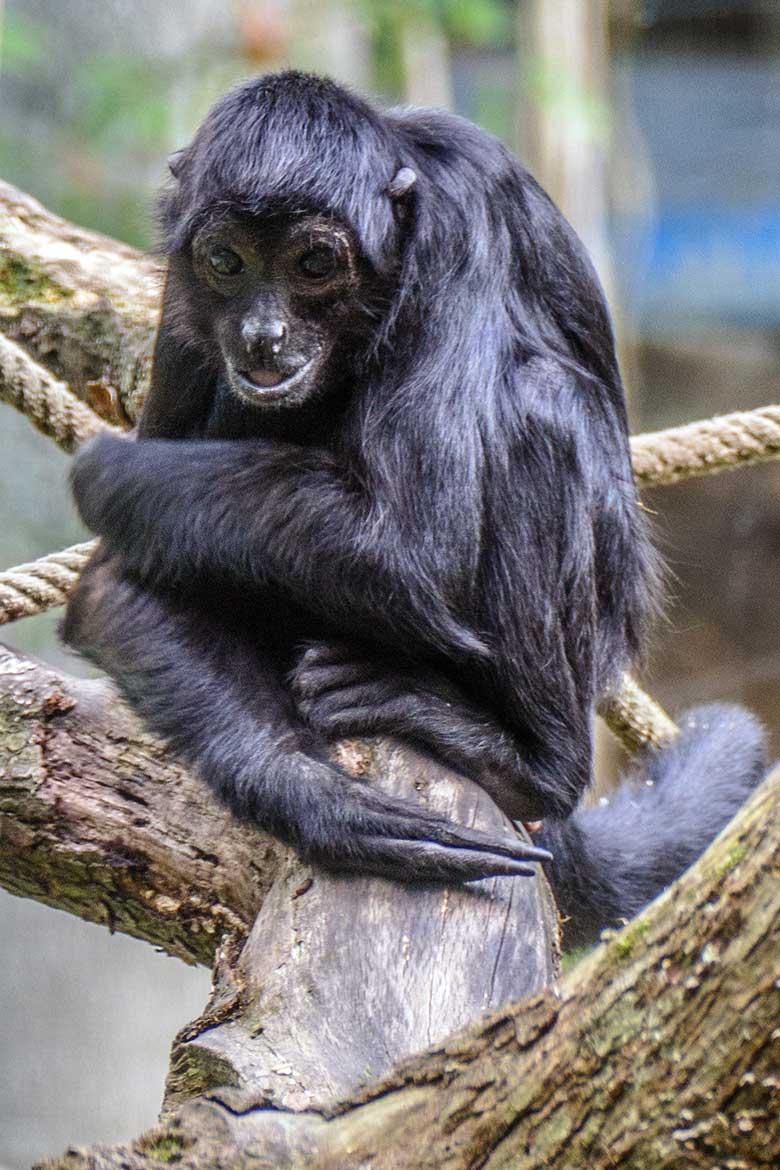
[0,645,275,965]
[163,731,558,1115]
[0,179,158,425]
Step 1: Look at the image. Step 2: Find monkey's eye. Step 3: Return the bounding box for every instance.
[208,247,244,277]
[297,246,338,280]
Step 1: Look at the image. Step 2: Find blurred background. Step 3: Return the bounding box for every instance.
[1,1,778,1165]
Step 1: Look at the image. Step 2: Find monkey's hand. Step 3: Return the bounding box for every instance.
[292,640,557,823]
[292,640,456,741]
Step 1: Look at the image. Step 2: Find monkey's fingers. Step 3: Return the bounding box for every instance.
[342,786,550,860]
[303,698,408,739]
[336,836,547,883]
[292,640,387,700]
[289,762,551,882]
[330,800,552,883]
[409,817,552,866]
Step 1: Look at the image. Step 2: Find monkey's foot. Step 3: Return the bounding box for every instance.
[299,763,552,883]
[292,641,565,829]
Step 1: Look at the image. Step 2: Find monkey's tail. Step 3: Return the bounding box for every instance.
[536,704,769,950]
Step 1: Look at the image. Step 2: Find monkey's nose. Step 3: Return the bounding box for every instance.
[241,318,288,359]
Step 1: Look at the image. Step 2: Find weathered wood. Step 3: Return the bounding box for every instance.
[165,738,558,1113]
[37,766,780,1170]
[0,179,158,424]
[0,645,279,964]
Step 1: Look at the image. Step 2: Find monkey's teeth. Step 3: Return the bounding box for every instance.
[247,368,285,388]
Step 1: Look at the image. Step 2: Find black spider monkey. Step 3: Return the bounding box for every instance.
[64,72,767,947]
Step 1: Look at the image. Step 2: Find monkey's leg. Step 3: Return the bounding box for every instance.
[62,553,549,884]
[292,644,770,947]
[291,640,558,821]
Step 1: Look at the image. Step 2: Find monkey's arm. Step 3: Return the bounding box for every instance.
[137,276,219,440]
[62,549,548,882]
[71,432,486,659]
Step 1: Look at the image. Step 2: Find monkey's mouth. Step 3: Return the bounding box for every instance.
[244,368,287,389]
[229,359,316,403]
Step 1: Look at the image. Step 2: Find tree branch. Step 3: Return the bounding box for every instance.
[0,179,158,425]
[0,642,559,1114]
[0,645,278,964]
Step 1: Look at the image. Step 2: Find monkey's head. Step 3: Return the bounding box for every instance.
[184,211,367,410]
[152,70,620,439]
[158,72,416,415]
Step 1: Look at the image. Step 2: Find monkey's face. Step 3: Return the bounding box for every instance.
[188,213,369,410]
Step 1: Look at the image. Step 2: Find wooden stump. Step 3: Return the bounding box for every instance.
[166,738,559,1112]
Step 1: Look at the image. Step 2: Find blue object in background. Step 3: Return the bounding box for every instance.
[614,206,780,331]
[612,49,780,332]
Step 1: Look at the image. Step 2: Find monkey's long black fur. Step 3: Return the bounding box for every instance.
[64,72,768,944]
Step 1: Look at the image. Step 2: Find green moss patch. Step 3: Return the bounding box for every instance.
[0,253,73,305]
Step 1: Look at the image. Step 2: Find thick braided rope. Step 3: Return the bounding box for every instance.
[631,405,780,486]
[0,542,96,625]
[4,326,780,481]
[0,334,116,453]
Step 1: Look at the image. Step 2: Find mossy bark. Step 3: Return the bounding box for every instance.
[0,646,274,964]
[0,179,157,425]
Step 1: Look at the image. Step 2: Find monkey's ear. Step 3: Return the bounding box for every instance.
[387,167,417,200]
[167,148,188,179]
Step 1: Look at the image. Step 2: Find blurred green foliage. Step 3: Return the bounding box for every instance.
[440,0,511,46]
[78,58,169,150]
[360,0,510,53]
[0,11,242,247]
[359,0,515,134]
[1,2,519,246]
[1,12,169,245]
[526,59,610,146]
[0,9,47,70]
